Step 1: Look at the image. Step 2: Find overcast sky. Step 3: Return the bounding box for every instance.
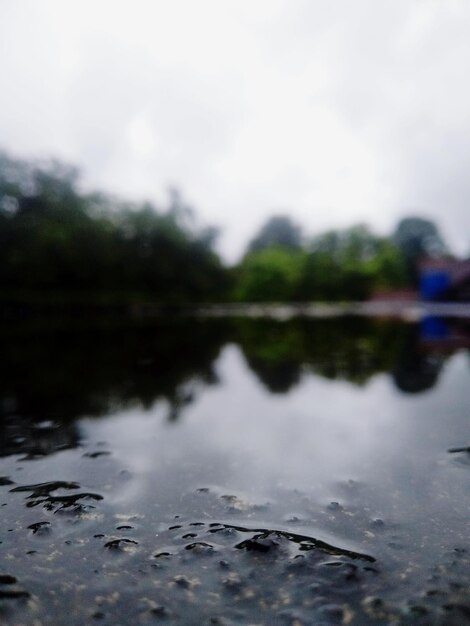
[1,0,469,261]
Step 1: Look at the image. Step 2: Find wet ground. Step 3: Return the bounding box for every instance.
[2,315,470,625]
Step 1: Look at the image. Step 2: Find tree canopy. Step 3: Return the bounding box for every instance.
[0,151,229,303]
[0,149,457,306]
[247,215,302,253]
[392,217,450,284]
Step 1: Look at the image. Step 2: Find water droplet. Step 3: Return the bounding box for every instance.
[235,537,278,553]
[173,575,191,589]
[327,501,342,512]
[27,521,51,535]
[83,451,111,458]
[104,538,138,549]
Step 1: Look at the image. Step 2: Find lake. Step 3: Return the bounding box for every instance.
[1,314,470,625]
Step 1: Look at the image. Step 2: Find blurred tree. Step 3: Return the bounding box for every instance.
[247,215,302,253]
[234,246,305,302]
[0,151,229,304]
[298,225,408,301]
[364,239,408,290]
[392,217,449,284]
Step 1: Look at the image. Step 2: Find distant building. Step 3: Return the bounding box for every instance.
[419,258,470,301]
[369,289,417,302]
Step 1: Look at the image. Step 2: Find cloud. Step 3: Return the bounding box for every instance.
[1,0,470,260]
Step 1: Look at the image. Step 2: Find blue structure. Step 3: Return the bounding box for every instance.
[418,258,470,301]
[420,315,449,341]
[419,270,450,301]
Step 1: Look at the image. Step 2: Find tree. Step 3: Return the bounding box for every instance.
[247,215,302,254]
[298,225,408,301]
[0,151,229,303]
[392,217,449,284]
[234,246,305,302]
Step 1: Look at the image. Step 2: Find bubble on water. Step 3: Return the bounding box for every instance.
[34,420,57,431]
[104,538,139,550]
[370,518,385,528]
[9,481,104,515]
[209,526,239,539]
[184,542,215,555]
[83,451,111,458]
[172,575,192,589]
[235,537,279,553]
[27,521,51,535]
[10,481,80,496]
[284,515,302,523]
[222,573,244,592]
[149,604,170,618]
[327,501,343,512]
[92,611,105,620]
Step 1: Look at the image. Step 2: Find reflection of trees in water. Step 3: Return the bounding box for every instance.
[392,323,446,394]
[392,318,470,394]
[392,351,443,393]
[236,318,404,393]
[244,358,301,394]
[237,317,468,396]
[1,316,467,459]
[0,405,80,459]
[236,321,304,393]
[0,318,230,457]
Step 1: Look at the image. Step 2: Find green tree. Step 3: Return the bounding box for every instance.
[247,215,302,253]
[299,225,407,301]
[0,151,229,304]
[235,246,305,302]
[392,217,449,284]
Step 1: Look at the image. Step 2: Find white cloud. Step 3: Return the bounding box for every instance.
[1,0,470,260]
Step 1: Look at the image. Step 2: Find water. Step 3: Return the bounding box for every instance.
[1,315,470,624]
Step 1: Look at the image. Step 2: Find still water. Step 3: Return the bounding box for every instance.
[1,316,470,625]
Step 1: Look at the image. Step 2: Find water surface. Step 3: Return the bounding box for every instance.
[1,316,470,624]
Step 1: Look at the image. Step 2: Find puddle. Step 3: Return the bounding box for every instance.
[1,316,470,624]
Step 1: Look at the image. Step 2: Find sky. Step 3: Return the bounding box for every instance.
[1,0,470,262]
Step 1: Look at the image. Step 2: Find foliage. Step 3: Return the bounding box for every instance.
[299,224,408,300]
[392,217,449,284]
[0,149,453,305]
[234,246,305,302]
[247,215,302,253]
[236,224,408,303]
[0,151,229,303]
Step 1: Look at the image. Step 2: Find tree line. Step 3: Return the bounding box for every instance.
[0,152,228,304]
[235,214,449,301]
[0,150,452,304]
